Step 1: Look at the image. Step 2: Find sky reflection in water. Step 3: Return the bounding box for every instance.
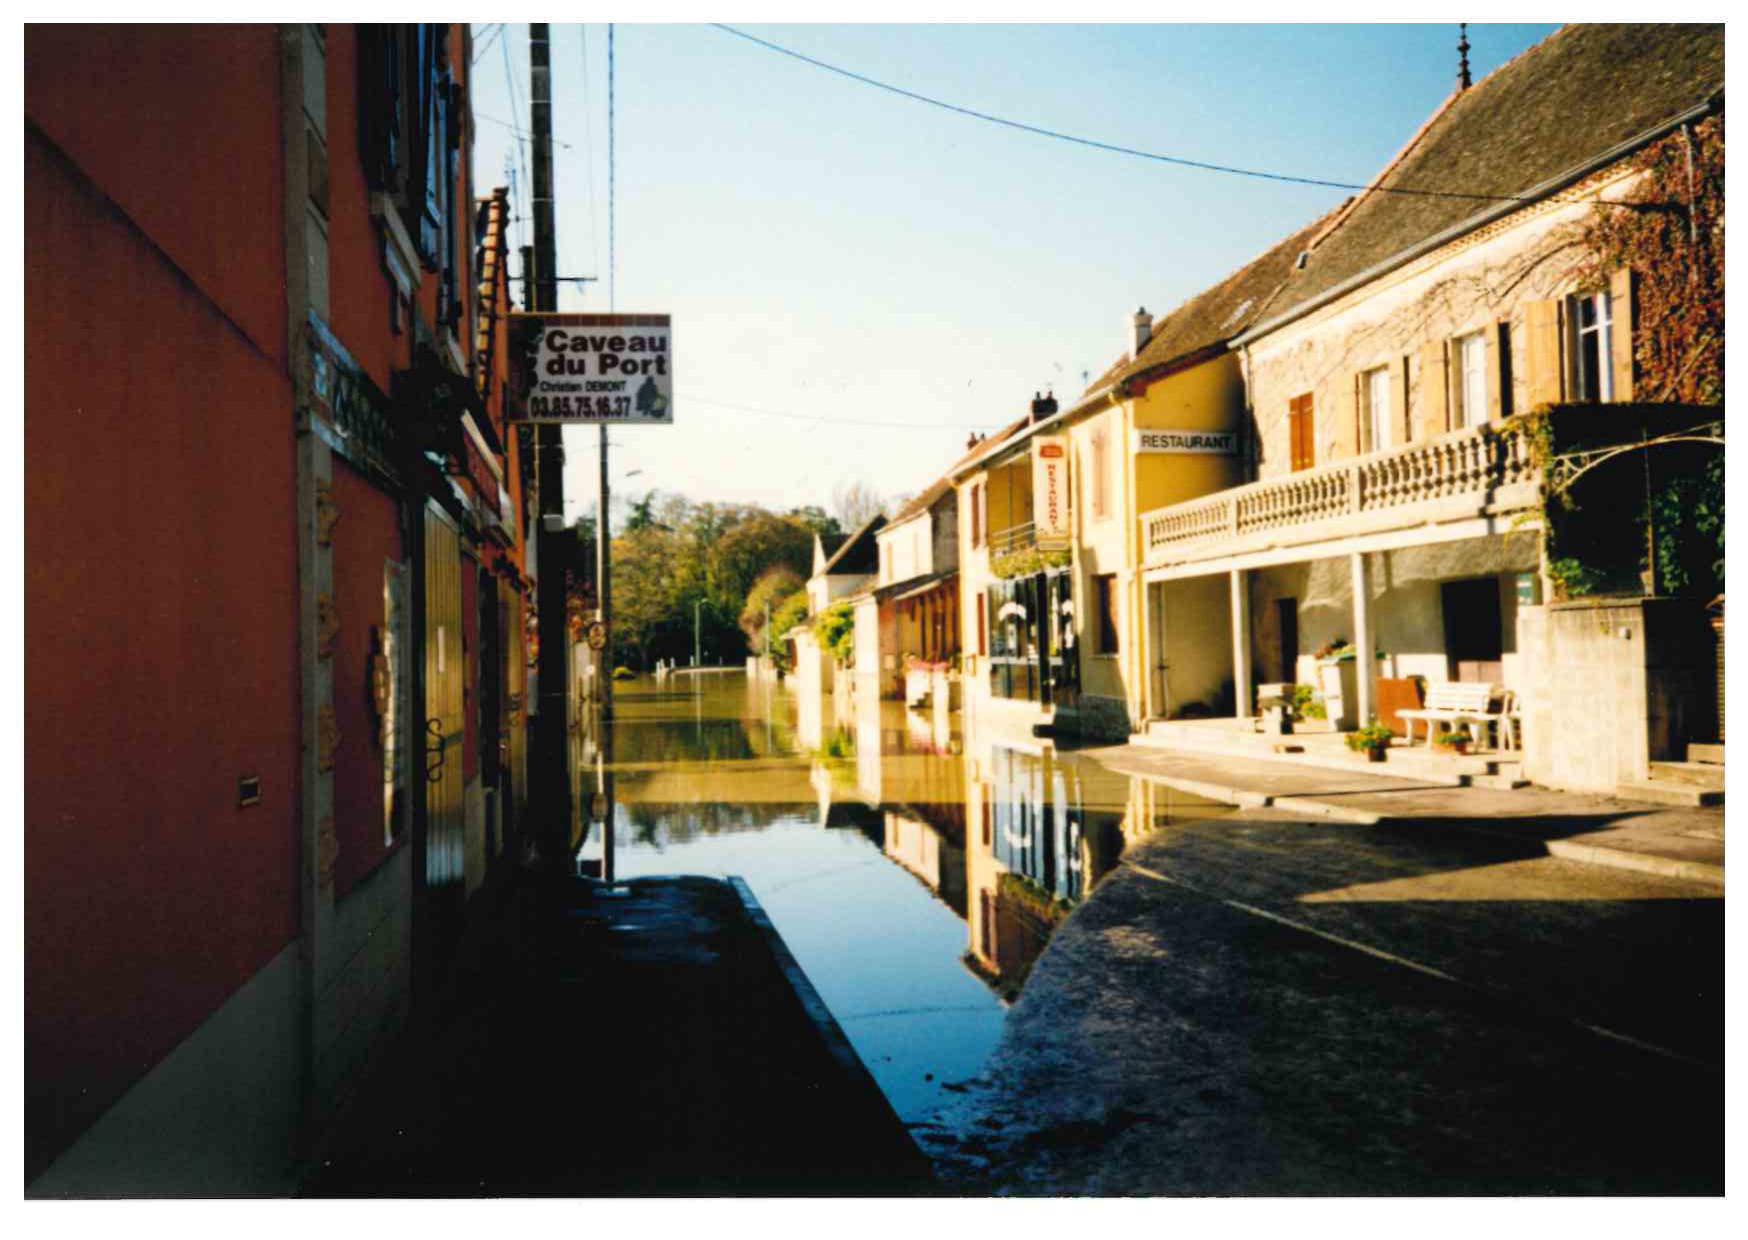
[576,673,1229,1125]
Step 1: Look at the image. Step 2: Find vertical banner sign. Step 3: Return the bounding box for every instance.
[508,312,673,424]
[1033,436,1071,549]
[381,559,408,844]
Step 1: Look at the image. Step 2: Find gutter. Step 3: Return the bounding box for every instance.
[1231,93,1722,349]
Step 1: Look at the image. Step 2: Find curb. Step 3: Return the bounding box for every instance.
[1545,837,1725,886]
[1116,767,1383,824]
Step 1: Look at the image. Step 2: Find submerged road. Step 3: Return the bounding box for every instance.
[920,805,1722,1195]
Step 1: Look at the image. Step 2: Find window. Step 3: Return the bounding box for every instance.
[977,590,987,655]
[1093,573,1119,655]
[1362,365,1392,454]
[1454,331,1488,428]
[1288,394,1314,471]
[1569,290,1614,402]
[1090,426,1111,520]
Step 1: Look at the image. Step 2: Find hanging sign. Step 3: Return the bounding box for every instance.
[1132,428,1237,455]
[1032,436,1071,549]
[508,312,673,425]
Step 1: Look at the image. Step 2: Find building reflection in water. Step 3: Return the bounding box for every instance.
[571,674,1228,1120]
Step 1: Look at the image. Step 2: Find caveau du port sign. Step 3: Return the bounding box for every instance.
[508,312,673,425]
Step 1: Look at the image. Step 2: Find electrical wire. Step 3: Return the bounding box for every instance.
[476,111,574,149]
[580,25,602,299]
[608,23,617,312]
[502,30,532,257]
[712,23,1529,205]
[680,390,1004,433]
[472,22,504,66]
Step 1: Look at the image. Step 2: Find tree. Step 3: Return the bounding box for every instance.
[786,505,842,543]
[740,565,805,651]
[831,478,885,532]
[623,490,658,532]
[708,512,813,610]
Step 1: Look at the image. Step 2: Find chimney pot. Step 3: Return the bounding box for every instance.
[1132,306,1153,357]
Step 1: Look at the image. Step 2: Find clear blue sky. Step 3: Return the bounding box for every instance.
[468,22,1560,522]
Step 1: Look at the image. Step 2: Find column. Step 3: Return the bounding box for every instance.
[1230,569,1252,719]
[1350,551,1376,726]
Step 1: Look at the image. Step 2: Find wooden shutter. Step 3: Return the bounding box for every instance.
[1288,395,1313,472]
[1610,268,1636,401]
[1494,321,1514,418]
[1390,356,1409,446]
[1344,371,1363,458]
[1418,340,1449,439]
[1523,299,1566,408]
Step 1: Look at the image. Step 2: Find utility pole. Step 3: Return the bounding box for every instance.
[529,23,572,860]
[694,599,702,667]
[599,22,617,721]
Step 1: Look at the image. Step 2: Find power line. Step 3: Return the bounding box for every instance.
[502,30,532,257]
[580,24,601,300]
[472,22,504,66]
[711,23,1529,205]
[680,390,1004,432]
[476,111,575,149]
[608,22,617,312]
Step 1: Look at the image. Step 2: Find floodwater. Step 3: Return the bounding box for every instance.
[574,672,1230,1128]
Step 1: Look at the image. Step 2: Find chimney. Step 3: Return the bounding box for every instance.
[966,431,980,451]
[1132,306,1153,358]
[1030,390,1058,422]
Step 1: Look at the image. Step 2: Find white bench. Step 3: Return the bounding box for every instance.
[1397,681,1498,748]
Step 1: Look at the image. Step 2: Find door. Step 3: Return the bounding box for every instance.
[1441,577,1504,684]
[423,504,466,908]
[1276,597,1298,685]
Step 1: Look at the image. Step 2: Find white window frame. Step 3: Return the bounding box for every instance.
[1569,290,1614,402]
[1454,330,1488,429]
[1364,365,1392,454]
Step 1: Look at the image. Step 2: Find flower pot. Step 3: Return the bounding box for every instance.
[1366,746,1387,763]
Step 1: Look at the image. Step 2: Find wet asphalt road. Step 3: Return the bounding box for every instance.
[921,807,1722,1195]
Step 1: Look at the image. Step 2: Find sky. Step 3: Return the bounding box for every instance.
[467,22,1562,525]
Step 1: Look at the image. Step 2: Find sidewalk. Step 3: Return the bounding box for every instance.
[302,869,932,1196]
[1079,743,1725,885]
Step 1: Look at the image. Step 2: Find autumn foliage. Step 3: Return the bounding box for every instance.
[1579,112,1724,404]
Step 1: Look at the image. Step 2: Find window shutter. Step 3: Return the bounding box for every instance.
[1610,268,1636,401]
[1390,356,1409,446]
[1344,372,1362,459]
[1418,340,1449,439]
[1523,299,1565,408]
[1288,395,1312,471]
[1494,321,1515,418]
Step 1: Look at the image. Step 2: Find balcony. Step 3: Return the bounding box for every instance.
[988,520,1039,558]
[1140,421,1539,572]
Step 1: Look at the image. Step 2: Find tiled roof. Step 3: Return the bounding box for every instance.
[1080,210,1341,398]
[1253,23,1722,330]
[819,513,885,576]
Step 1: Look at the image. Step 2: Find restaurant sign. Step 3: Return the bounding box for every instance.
[1132,428,1238,455]
[1032,436,1070,549]
[508,312,673,425]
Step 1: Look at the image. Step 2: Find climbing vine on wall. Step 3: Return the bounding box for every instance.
[1577,112,1724,404]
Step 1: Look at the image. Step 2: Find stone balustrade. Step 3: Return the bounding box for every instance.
[1142,421,1537,567]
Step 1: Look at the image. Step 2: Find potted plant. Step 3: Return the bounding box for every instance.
[1345,722,1395,762]
[1434,729,1472,756]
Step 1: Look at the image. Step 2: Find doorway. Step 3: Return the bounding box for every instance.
[1441,577,1504,683]
[1276,597,1299,684]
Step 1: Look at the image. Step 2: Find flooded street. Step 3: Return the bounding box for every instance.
[575,672,1231,1128]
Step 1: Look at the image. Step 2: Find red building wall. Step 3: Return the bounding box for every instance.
[329,459,408,899]
[24,115,300,1170]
